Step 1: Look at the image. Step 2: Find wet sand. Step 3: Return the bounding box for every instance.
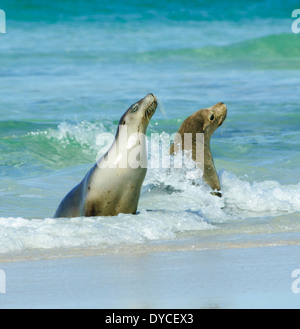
[0,242,300,309]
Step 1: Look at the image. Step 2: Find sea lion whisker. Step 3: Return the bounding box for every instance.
[157,98,168,119]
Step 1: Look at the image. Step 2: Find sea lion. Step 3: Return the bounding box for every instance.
[54,93,157,218]
[170,102,227,197]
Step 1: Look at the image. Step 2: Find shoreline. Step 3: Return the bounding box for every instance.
[0,239,300,308]
[0,230,300,263]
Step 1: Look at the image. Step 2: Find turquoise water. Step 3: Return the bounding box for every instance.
[0,0,299,254]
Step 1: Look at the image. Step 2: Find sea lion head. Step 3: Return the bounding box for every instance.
[118,93,158,134]
[200,102,227,135]
[187,102,227,139]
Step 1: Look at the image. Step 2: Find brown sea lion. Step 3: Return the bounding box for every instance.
[170,102,227,197]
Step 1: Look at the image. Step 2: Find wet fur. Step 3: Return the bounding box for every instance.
[170,102,227,197]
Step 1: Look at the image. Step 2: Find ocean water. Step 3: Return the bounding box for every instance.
[0,0,300,257]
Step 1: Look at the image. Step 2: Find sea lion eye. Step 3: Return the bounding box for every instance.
[210,114,215,121]
[131,104,139,113]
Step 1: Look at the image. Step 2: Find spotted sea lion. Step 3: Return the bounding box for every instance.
[54,93,157,218]
[170,102,227,197]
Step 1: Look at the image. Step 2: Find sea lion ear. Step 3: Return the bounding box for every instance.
[202,119,210,131]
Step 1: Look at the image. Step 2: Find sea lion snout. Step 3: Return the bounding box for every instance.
[142,93,158,115]
[144,93,157,106]
[213,102,227,127]
[137,93,157,107]
[214,102,227,111]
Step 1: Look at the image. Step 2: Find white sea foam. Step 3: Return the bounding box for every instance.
[0,167,299,254]
[0,211,212,254]
[2,122,300,254]
[46,121,112,152]
[220,171,300,214]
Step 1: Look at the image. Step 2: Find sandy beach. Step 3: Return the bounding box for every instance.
[1,240,300,309]
[1,0,300,311]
